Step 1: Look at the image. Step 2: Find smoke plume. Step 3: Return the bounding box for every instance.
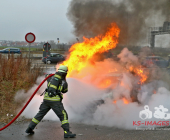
[15,48,170,129]
[18,76,170,129]
[67,0,170,45]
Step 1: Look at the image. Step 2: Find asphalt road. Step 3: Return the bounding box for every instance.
[1,121,170,140]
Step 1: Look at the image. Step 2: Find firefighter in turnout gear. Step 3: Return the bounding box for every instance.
[25,65,76,138]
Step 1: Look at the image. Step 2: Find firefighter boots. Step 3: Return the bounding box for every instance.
[64,130,76,138]
[25,127,34,134]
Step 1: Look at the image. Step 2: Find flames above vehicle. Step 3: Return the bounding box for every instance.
[62,23,120,77]
[60,23,150,105]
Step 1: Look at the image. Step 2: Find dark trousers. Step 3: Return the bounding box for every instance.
[28,100,69,131]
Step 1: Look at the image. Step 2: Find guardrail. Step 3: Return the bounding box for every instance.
[21,50,66,54]
[0,53,66,59]
[0,53,42,59]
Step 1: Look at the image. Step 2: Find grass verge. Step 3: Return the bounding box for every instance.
[0,54,43,123]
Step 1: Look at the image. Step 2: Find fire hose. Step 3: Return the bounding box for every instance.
[0,74,54,131]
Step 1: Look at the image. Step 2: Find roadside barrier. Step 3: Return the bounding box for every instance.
[0,74,54,131]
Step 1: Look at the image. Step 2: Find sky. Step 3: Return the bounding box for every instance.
[0,0,170,47]
[0,0,75,43]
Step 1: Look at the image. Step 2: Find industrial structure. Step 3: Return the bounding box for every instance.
[148,21,170,48]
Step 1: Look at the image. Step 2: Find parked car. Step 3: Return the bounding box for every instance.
[142,56,170,68]
[42,53,65,64]
[0,48,21,54]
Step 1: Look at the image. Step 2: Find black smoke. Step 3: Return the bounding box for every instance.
[67,0,170,45]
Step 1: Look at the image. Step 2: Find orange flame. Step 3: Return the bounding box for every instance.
[153,90,156,94]
[113,100,117,104]
[129,66,147,84]
[62,23,120,77]
[99,79,112,88]
[122,98,129,104]
[108,68,117,73]
[113,98,129,104]
[136,68,147,84]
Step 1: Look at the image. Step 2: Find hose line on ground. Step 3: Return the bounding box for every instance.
[0,74,54,131]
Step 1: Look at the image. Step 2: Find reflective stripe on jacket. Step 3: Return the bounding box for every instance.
[43,73,68,101]
[44,92,64,101]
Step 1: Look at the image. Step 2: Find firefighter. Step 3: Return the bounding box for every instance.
[25,65,76,138]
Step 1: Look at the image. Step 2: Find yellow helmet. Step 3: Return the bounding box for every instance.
[58,65,68,73]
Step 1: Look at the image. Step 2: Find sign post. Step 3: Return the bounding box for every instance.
[46,42,48,70]
[25,32,36,61]
[43,42,51,71]
[57,38,59,43]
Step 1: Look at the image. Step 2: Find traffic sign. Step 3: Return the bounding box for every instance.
[25,32,36,43]
[43,42,51,51]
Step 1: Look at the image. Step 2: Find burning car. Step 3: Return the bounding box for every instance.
[141,56,170,68]
[59,23,167,107]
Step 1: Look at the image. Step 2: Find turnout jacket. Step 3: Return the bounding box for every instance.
[44,72,68,101]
